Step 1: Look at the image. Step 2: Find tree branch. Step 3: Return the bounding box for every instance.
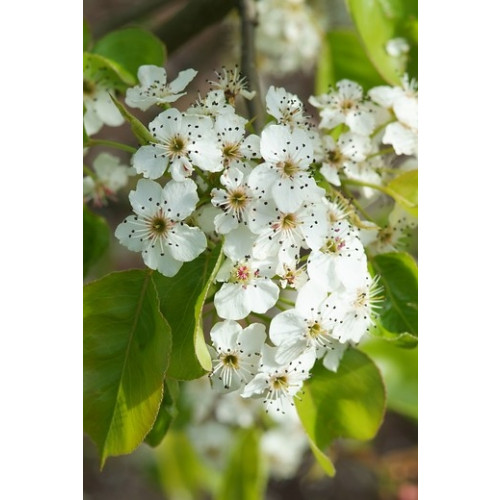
[237,0,265,132]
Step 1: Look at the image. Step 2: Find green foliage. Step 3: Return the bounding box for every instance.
[83,51,135,91]
[83,19,92,51]
[361,337,417,419]
[296,349,386,474]
[316,29,386,93]
[217,428,265,500]
[109,94,155,145]
[371,252,418,337]
[387,169,418,217]
[346,0,418,84]
[93,27,166,82]
[83,270,172,466]
[83,205,109,278]
[154,431,219,499]
[153,245,224,380]
[145,379,179,447]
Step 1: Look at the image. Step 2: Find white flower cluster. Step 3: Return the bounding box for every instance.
[110,65,418,417]
[255,0,323,75]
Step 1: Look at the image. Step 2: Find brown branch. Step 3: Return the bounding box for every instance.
[237,0,265,132]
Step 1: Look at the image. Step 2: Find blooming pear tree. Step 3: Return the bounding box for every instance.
[84,0,417,493]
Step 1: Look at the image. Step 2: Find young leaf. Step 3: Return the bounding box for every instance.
[83,205,109,278]
[371,252,418,336]
[346,0,418,84]
[83,270,172,467]
[296,349,386,470]
[316,29,385,94]
[153,244,224,380]
[109,95,155,145]
[217,428,265,500]
[83,51,135,91]
[145,379,179,447]
[83,19,92,51]
[386,169,418,217]
[361,337,418,419]
[93,27,166,81]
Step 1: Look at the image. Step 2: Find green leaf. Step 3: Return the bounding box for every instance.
[217,428,265,500]
[316,29,386,94]
[296,349,386,469]
[93,27,166,81]
[83,51,135,91]
[109,95,155,146]
[83,270,172,467]
[346,0,418,84]
[153,245,224,380]
[370,320,418,348]
[154,431,217,498]
[371,252,418,336]
[84,19,92,51]
[144,379,179,447]
[386,169,418,217]
[361,337,417,419]
[83,205,109,277]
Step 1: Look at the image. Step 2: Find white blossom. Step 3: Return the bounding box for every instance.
[266,86,309,129]
[115,179,206,277]
[248,124,324,213]
[208,67,256,102]
[241,345,315,416]
[214,256,280,320]
[83,64,124,136]
[132,108,222,181]
[317,132,371,186]
[208,320,266,393]
[83,153,133,206]
[125,65,197,111]
[309,79,376,135]
[324,273,383,344]
[269,280,345,364]
[307,219,367,292]
[211,167,257,234]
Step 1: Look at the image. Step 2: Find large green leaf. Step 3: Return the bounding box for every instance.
[296,349,386,472]
[153,245,223,380]
[316,29,386,94]
[83,205,109,277]
[93,27,166,81]
[371,252,418,336]
[83,270,172,466]
[361,337,417,419]
[144,379,179,447]
[386,169,418,217]
[346,0,418,84]
[217,428,265,500]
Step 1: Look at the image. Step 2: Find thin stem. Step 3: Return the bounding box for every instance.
[86,139,137,154]
[365,147,394,160]
[342,177,392,195]
[248,312,271,324]
[371,118,396,138]
[342,184,373,221]
[278,296,295,307]
[237,0,265,132]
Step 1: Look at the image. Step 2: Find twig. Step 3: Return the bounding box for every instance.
[237,0,265,131]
